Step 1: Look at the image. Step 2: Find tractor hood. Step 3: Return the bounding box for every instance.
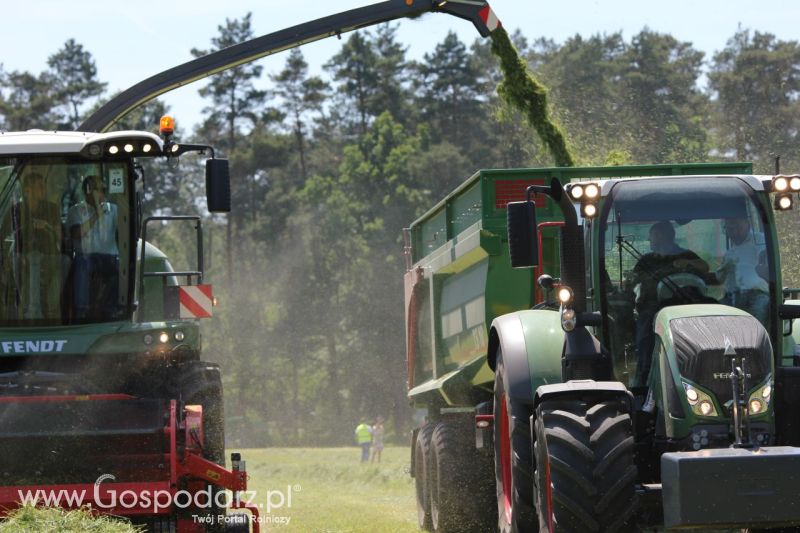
[653,304,775,440]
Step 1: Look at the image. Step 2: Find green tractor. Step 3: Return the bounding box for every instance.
[505,170,800,530]
[406,163,800,531]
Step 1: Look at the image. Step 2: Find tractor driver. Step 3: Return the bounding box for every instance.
[629,221,709,384]
[67,175,119,320]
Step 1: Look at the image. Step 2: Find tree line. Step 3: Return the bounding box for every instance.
[2,17,800,446]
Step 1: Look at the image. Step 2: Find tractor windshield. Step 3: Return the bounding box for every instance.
[599,177,775,387]
[0,157,133,326]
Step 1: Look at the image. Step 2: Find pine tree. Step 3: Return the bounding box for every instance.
[47,39,107,129]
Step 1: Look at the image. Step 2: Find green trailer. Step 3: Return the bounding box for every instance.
[406,162,800,532]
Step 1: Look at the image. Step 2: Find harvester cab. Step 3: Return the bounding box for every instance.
[507,171,800,529]
[0,126,261,530]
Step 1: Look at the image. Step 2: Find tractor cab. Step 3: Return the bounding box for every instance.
[0,153,135,326]
[590,176,778,388]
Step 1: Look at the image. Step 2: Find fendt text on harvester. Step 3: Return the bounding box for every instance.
[0,1,502,532]
[406,163,800,531]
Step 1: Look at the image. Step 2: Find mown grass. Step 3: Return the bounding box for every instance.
[242,446,418,532]
[0,447,417,533]
[0,506,140,533]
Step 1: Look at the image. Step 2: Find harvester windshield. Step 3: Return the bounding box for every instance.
[598,177,775,386]
[0,157,132,326]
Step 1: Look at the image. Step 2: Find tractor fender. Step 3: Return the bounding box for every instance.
[533,380,634,413]
[488,310,564,404]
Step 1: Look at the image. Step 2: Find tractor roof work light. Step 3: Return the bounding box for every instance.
[773,175,790,192]
[775,194,793,211]
[582,203,598,219]
[584,183,600,199]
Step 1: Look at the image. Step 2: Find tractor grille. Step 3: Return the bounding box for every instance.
[670,315,771,410]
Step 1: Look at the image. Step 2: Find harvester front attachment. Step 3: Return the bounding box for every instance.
[0,395,259,532]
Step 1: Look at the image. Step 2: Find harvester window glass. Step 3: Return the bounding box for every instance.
[599,177,774,387]
[0,157,132,326]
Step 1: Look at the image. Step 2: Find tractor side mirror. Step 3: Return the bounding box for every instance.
[780,304,800,320]
[507,200,539,268]
[206,158,231,213]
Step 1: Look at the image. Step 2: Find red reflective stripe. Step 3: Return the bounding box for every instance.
[478,5,501,31]
[179,288,211,318]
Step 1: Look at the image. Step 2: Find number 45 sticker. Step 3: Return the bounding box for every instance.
[109,168,125,194]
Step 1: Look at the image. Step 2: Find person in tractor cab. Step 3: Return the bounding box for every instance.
[717,217,769,325]
[18,172,62,320]
[67,175,119,320]
[629,221,709,383]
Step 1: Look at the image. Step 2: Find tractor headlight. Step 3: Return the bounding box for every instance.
[749,399,764,414]
[685,386,699,405]
[683,380,718,416]
[561,308,576,332]
[746,379,772,416]
[557,286,574,305]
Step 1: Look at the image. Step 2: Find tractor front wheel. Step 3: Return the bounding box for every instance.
[493,348,536,533]
[533,398,637,532]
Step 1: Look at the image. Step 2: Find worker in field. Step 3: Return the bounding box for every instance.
[355,418,372,463]
[370,417,385,463]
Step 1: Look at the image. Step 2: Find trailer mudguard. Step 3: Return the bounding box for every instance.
[488,310,563,403]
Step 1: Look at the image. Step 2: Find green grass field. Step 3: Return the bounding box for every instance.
[243,447,418,532]
[0,447,418,533]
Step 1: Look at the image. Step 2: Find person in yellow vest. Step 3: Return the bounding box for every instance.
[355,418,372,463]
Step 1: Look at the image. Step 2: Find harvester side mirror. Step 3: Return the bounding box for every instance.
[206,158,231,213]
[507,200,539,268]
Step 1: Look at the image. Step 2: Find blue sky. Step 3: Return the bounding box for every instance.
[3,0,798,130]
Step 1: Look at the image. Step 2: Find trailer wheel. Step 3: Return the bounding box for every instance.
[430,420,496,532]
[533,399,637,532]
[416,423,436,531]
[494,348,537,533]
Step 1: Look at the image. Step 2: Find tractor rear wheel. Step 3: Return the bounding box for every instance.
[415,423,436,531]
[430,420,495,532]
[494,348,537,533]
[533,398,637,532]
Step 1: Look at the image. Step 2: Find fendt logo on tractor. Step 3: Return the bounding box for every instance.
[0,340,68,353]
